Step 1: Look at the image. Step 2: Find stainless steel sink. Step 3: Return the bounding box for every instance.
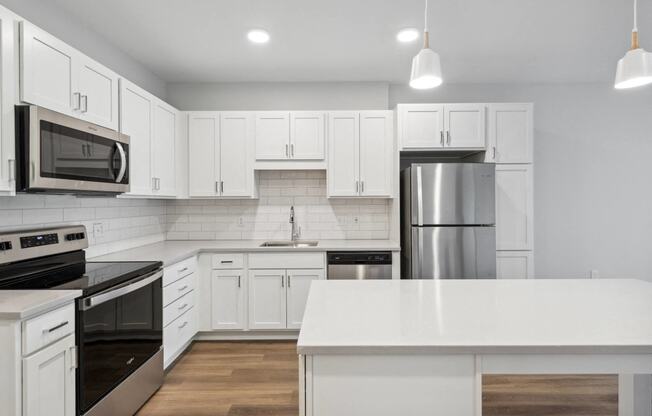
[260,240,319,248]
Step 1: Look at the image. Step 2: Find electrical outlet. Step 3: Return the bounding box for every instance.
[93,223,104,239]
[352,216,359,224]
[237,217,244,227]
[590,270,600,279]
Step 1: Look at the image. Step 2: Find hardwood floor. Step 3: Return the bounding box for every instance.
[137,341,617,416]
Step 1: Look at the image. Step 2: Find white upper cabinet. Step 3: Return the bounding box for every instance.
[255,112,290,160]
[495,164,533,250]
[0,9,16,195]
[220,112,255,197]
[398,103,486,150]
[398,104,444,149]
[77,56,119,129]
[359,111,393,197]
[328,111,393,198]
[120,80,154,196]
[286,269,324,329]
[255,111,325,161]
[188,112,219,197]
[485,103,533,164]
[152,101,177,197]
[290,112,325,160]
[120,79,177,197]
[444,104,486,148]
[188,112,255,198]
[20,21,119,130]
[328,112,359,197]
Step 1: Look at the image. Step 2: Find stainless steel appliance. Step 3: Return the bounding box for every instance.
[327,252,393,279]
[0,226,163,416]
[15,105,130,195]
[401,163,496,279]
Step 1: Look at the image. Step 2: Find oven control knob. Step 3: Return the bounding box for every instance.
[66,234,75,241]
[0,241,12,251]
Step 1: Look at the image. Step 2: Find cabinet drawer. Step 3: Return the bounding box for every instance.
[211,253,245,269]
[163,307,197,365]
[163,256,197,286]
[22,303,75,356]
[163,273,196,306]
[163,290,195,327]
[248,252,324,269]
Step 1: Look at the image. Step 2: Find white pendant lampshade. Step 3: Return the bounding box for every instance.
[615,0,652,89]
[410,0,442,89]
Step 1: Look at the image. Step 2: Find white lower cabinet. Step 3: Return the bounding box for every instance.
[497,251,534,279]
[286,269,324,329]
[163,258,198,368]
[248,269,287,330]
[211,270,246,330]
[22,334,76,416]
[248,267,324,330]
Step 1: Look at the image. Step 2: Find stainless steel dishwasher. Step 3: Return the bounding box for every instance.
[327,252,393,279]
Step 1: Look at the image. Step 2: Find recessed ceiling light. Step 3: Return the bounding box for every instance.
[397,28,419,43]
[247,29,270,44]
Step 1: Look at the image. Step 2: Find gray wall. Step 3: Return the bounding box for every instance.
[391,83,652,281]
[166,82,388,110]
[0,0,167,99]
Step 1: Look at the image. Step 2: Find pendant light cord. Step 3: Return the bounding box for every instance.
[423,0,430,48]
[632,0,640,49]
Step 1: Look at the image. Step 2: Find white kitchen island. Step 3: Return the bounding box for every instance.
[297,279,652,416]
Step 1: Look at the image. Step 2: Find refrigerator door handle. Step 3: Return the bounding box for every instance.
[416,165,423,226]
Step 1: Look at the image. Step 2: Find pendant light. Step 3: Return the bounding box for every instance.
[409,0,443,89]
[615,0,652,89]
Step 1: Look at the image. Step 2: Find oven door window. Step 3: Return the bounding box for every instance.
[40,120,129,184]
[78,280,162,413]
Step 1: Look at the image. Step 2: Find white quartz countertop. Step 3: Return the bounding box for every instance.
[91,239,400,266]
[0,290,81,320]
[297,279,652,355]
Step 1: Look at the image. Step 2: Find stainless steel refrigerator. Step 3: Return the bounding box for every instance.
[401,163,496,279]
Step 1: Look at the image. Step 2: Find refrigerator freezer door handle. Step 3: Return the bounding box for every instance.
[416,165,423,226]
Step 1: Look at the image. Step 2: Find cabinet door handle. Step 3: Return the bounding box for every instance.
[446,131,451,145]
[8,159,15,181]
[285,144,289,158]
[70,346,78,369]
[237,275,241,288]
[152,177,157,191]
[440,130,444,146]
[44,321,69,333]
[361,181,364,193]
[355,181,359,193]
[215,181,220,194]
[492,146,497,160]
[73,92,81,111]
[281,275,284,287]
[288,275,291,287]
[290,144,295,157]
[220,181,224,194]
[81,95,88,113]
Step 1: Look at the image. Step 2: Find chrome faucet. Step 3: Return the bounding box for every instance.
[290,206,300,241]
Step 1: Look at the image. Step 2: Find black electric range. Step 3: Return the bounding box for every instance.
[0,225,164,416]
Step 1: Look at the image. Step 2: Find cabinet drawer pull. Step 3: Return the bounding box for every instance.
[281,275,284,287]
[43,321,69,333]
[220,260,233,264]
[178,267,189,273]
[178,303,189,311]
[178,321,189,329]
[178,285,189,291]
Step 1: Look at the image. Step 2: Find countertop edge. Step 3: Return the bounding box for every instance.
[296,344,652,355]
[0,290,82,321]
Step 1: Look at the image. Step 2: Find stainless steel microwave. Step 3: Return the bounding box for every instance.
[15,105,130,195]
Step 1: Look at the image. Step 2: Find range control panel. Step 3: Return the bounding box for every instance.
[20,233,59,248]
[0,225,88,265]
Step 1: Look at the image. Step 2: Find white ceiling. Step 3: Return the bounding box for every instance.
[50,0,652,85]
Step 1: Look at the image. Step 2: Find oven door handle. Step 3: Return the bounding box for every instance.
[115,142,127,183]
[81,269,162,310]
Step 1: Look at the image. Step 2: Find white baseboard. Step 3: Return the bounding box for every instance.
[195,331,299,341]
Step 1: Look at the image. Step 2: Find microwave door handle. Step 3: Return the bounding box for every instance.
[81,270,162,310]
[115,143,127,183]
